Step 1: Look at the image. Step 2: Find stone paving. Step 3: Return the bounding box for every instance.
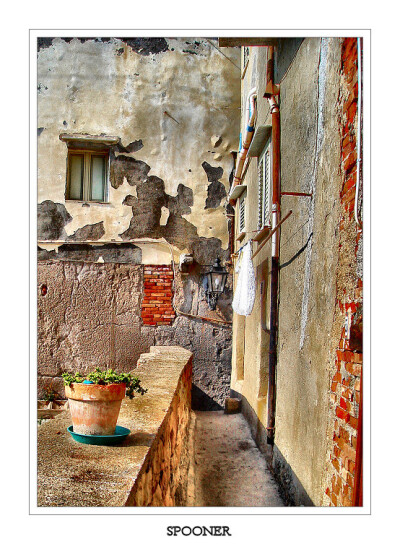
[188,411,285,507]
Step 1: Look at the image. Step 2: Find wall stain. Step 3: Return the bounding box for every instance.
[38,37,112,52]
[37,201,72,240]
[37,243,142,264]
[116,140,144,154]
[37,37,168,56]
[111,154,151,189]
[118,38,169,56]
[202,161,226,209]
[37,38,55,51]
[67,221,105,241]
[167,184,193,215]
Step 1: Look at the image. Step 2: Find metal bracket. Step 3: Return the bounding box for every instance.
[264,81,280,97]
[281,191,313,197]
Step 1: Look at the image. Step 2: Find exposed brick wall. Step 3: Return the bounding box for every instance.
[325,38,363,507]
[339,38,360,220]
[141,265,176,326]
[326,322,362,506]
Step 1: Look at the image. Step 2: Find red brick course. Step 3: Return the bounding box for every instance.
[141,265,176,326]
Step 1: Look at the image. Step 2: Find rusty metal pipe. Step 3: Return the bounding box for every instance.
[229,89,257,205]
[266,48,274,88]
[267,256,279,444]
[268,94,281,257]
[265,46,282,445]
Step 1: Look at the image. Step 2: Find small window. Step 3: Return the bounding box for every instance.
[66,150,109,202]
[258,138,272,230]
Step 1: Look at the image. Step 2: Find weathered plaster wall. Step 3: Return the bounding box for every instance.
[37,37,239,408]
[37,261,150,398]
[38,260,232,408]
[230,38,356,506]
[37,37,240,263]
[273,38,343,506]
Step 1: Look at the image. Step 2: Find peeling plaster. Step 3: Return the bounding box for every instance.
[202,161,227,209]
[37,37,240,261]
[37,243,142,264]
[68,221,105,241]
[37,201,72,240]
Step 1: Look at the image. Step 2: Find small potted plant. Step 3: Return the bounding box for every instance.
[62,368,147,436]
[37,384,69,420]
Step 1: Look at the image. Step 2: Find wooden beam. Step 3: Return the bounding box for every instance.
[218,37,279,47]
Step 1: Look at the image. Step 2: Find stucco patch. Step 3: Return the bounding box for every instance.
[116,158,227,264]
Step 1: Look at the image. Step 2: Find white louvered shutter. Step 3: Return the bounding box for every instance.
[258,140,272,229]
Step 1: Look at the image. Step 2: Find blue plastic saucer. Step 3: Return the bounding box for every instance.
[67,425,130,445]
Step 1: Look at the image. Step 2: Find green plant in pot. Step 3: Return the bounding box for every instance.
[62,368,147,436]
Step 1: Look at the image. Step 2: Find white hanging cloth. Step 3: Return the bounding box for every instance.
[232,241,256,316]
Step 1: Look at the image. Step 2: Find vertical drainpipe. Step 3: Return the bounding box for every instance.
[264,46,281,445]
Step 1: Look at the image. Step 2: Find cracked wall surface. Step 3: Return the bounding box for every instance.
[38,261,232,408]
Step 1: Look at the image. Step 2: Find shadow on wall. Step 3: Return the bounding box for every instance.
[236,391,315,506]
[191,384,223,411]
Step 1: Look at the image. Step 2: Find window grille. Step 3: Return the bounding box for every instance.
[258,139,272,230]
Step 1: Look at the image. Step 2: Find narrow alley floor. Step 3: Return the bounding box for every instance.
[187,411,284,507]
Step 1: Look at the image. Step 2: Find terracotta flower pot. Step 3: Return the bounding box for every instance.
[65,382,126,436]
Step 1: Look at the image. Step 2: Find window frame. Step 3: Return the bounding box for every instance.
[258,138,272,231]
[66,148,110,203]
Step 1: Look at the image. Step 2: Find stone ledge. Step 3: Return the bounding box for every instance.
[37,346,193,507]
